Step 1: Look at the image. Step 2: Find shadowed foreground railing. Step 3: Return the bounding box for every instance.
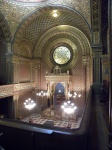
[0,87,92,150]
[0,82,35,99]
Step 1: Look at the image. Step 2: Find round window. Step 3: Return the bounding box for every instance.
[53,46,71,65]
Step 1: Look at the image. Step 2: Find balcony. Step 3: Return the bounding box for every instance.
[0,82,35,99]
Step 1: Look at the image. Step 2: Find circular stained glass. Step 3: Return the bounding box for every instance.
[53,46,71,65]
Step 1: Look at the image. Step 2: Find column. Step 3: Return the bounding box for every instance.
[6,53,14,84]
[13,95,19,119]
[91,0,102,84]
[12,56,20,83]
[34,60,40,89]
[92,49,102,83]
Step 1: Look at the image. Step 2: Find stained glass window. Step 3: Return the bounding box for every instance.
[53,46,71,65]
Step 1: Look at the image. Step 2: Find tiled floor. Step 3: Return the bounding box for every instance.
[22,111,82,129]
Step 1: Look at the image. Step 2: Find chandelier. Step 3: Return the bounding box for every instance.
[36,91,47,97]
[24,98,36,110]
[67,92,81,99]
[61,100,77,115]
[72,92,81,98]
[36,90,48,107]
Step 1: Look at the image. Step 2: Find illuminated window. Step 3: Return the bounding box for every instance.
[53,46,71,65]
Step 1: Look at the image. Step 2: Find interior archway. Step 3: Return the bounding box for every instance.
[54,83,65,106]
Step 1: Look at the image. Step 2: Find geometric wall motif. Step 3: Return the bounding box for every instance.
[0,12,12,43]
[13,6,91,53]
[17,39,32,58]
[91,0,100,44]
[0,0,90,39]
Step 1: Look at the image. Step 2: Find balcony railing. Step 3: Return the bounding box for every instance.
[0,82,35,99]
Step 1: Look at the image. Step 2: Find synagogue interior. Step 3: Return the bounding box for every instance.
[0,0,111,150]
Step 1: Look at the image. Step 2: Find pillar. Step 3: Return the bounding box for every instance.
[92,49,102,83]
[13,95,19,119]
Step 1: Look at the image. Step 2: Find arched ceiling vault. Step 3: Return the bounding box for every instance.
[13,6,91,58]
[34,25,91,57]
[0,12,12,43]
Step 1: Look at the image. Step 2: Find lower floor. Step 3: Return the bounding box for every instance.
[22,107,82,129]
[0,90,109,150]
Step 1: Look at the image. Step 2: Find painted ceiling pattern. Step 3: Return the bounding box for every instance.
[16,8,90,46]
[0,0,90,37]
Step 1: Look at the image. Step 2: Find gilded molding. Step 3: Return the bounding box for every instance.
[0,84,13,98]
[0,82,35,99]
[82,55,90,65]
[14,82,35,91]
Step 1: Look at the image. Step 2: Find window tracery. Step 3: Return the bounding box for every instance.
[53,46,71,65]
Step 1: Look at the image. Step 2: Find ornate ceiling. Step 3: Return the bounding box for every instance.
[0,0,91,63]
[13,6,91,59]
[14,7,91,44]
[0,0,90,38]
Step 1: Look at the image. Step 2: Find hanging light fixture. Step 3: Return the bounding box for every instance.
[67,92,81,99]
[61,100,77,115]
[36,91,47,97]
[24,98,36,110]
[36,91,48,107]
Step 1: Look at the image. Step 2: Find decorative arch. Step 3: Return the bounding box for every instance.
[55,83,65,95]
[34,25,91,57]
[16,39,33,58]
[0,12,12,43]
[13,5,91,54]
[11,4,92,93]
[50,82,67,106]
[33,25,91,71]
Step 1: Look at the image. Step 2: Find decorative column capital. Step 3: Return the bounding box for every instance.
[82,55,90,65]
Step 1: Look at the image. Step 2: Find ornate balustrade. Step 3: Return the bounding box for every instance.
[0,82,35,99]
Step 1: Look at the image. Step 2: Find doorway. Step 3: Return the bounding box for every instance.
[53,83,66,106]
